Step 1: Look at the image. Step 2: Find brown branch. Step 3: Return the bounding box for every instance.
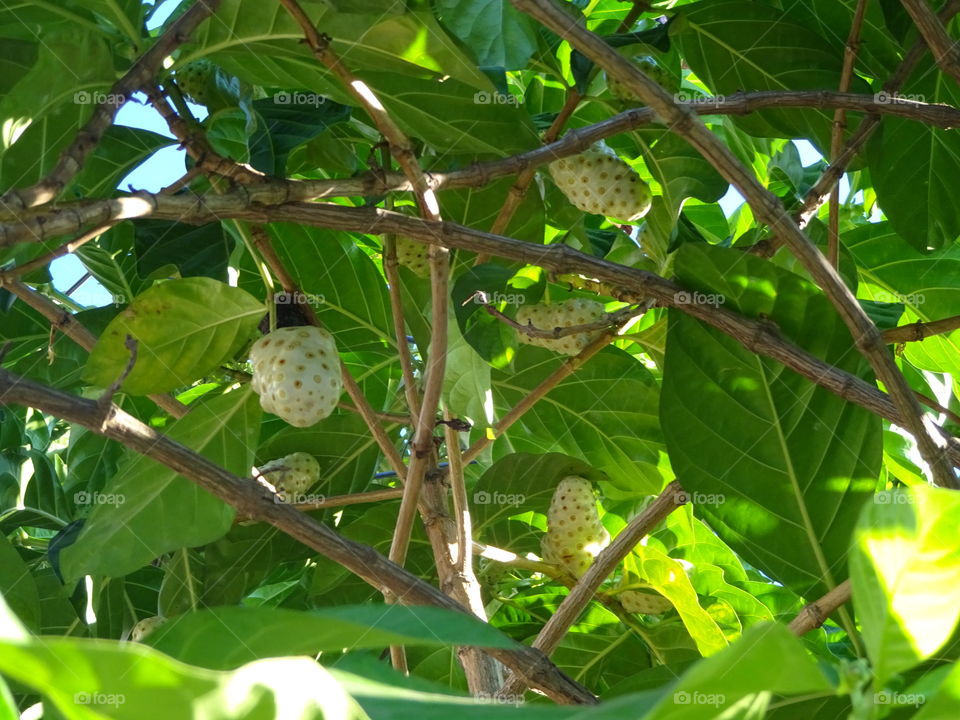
[0,0,221,211]
[883,314,960,343]
[1,279,188,419]
[828,0,869,267]
[788,579,852,635]
[0,368,595,705]
[901,0,960,84]
[498,481,686,698]
[236,488,404,521]
[383,237,422,420]
[512,0,957,490]
[0,223,116,280]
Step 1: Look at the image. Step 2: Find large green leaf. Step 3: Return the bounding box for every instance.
[675,0,866,145]
[68,126,174,198]
[661,244,881,600]
[435,0,539,70]
[188,0,491,90]
[640,623,833,719]
[60,388,259,583]
[866,52,960,251]
[847,222,960,379]
[84,277,263,394]
[148,605,517,670]
[491,346,668,494]
[0,536,39,632]
[851,485,960,687]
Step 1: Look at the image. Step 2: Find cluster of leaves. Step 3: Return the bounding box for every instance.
[2,0,960,718]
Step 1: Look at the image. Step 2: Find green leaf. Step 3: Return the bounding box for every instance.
[626,544,728,656]
[851,485,960,686]
[0,536,39,632]
[866,53,960,250]
[491,346,668,494]
[915,659,960,719]
[435,0,539,70]
[675,0,865,145]
[60,388,260,583]
[0,634,370,720]
[847,222,960,378]
[84,277,263,394]
[640,623,832,719]
[133,220,231,282]
[68,126,174,198]
[148,605,517,670]
[248,96,351,176]
[661,244,881,599]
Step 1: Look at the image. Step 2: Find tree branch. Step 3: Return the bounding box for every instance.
[511,0,957,490]
[788,579,852,635]
[901,0,960,84]
[0,368,595,705]
[883,314,960,343]
[0,0,221,211]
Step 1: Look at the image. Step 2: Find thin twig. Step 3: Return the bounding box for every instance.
[788,579,852,635]
[883,314,960,343]
[828,0,869,267]
[0,0,221,211]
[484,303,639,339]
[383,236,422,420]
[1,223,116,280]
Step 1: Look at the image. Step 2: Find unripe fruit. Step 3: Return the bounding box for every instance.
[395,237,429,278]
[549,143,651,222]
[249,326,342,427]
[175,60,217,105]
[607,55,678,102]
[619,589,672,615]
[257,452,320,499]
[541,476,610,578]
[129,616,165,642]
[516,298,605,356]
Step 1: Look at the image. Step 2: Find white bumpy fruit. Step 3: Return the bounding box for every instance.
[249,326,342,427]
[541,475,610,578]
[516,298,605,356]
[549,142,651,222]
[129,616,166,642]
[619,589,673,615]
[257,451,320,499]
[395,237,430,278]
